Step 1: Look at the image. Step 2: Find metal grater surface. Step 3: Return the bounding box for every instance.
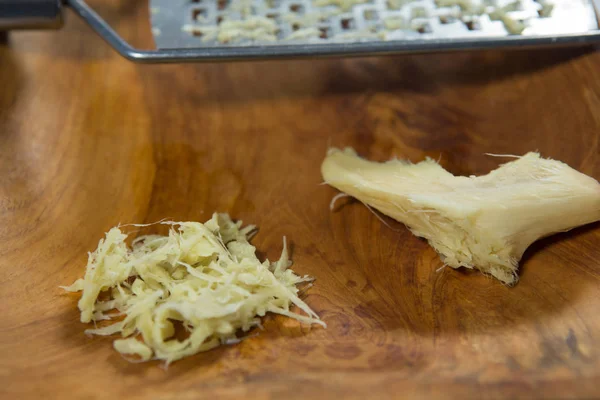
[150,0,599,48]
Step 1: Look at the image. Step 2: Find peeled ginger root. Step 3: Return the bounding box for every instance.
[62,213,324,364]
[321,148,600,285]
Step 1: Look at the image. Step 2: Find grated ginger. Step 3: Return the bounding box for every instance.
[322,148,600,285]
[62,213,324,364]
[314,0,371,11]
[182,17,278,43]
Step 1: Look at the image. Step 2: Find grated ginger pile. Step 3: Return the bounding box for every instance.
[62,213,324,364]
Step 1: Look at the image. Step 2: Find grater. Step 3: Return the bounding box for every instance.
[1,0,599,62]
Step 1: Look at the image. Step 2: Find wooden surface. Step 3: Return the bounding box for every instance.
[2,2,600,399]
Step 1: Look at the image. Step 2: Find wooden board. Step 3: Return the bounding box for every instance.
[1,1,600,398]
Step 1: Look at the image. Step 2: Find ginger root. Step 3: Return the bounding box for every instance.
[321,148,600,285]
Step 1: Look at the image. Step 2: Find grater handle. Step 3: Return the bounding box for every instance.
[0,0,63,30]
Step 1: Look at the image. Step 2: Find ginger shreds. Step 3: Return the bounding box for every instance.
[63,213,324,364]
[314,0,371,11]
[183,17,278,44]
[321,147,600,285]
[285,27,321,41]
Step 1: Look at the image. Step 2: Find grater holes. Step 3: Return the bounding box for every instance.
[266,13,280,23]
[217,0,228,10]
[192,8,207,21]
[290,4,304,13]
[439,15,456,24]
[464,19,481,30]
[341,18,354,30]
[537,8,548,17]
[465,21,481,31]
[292,23,300,30]
[415,22,432,33]
[319,27,330,38]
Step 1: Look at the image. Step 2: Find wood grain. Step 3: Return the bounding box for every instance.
[1,1,600,399]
